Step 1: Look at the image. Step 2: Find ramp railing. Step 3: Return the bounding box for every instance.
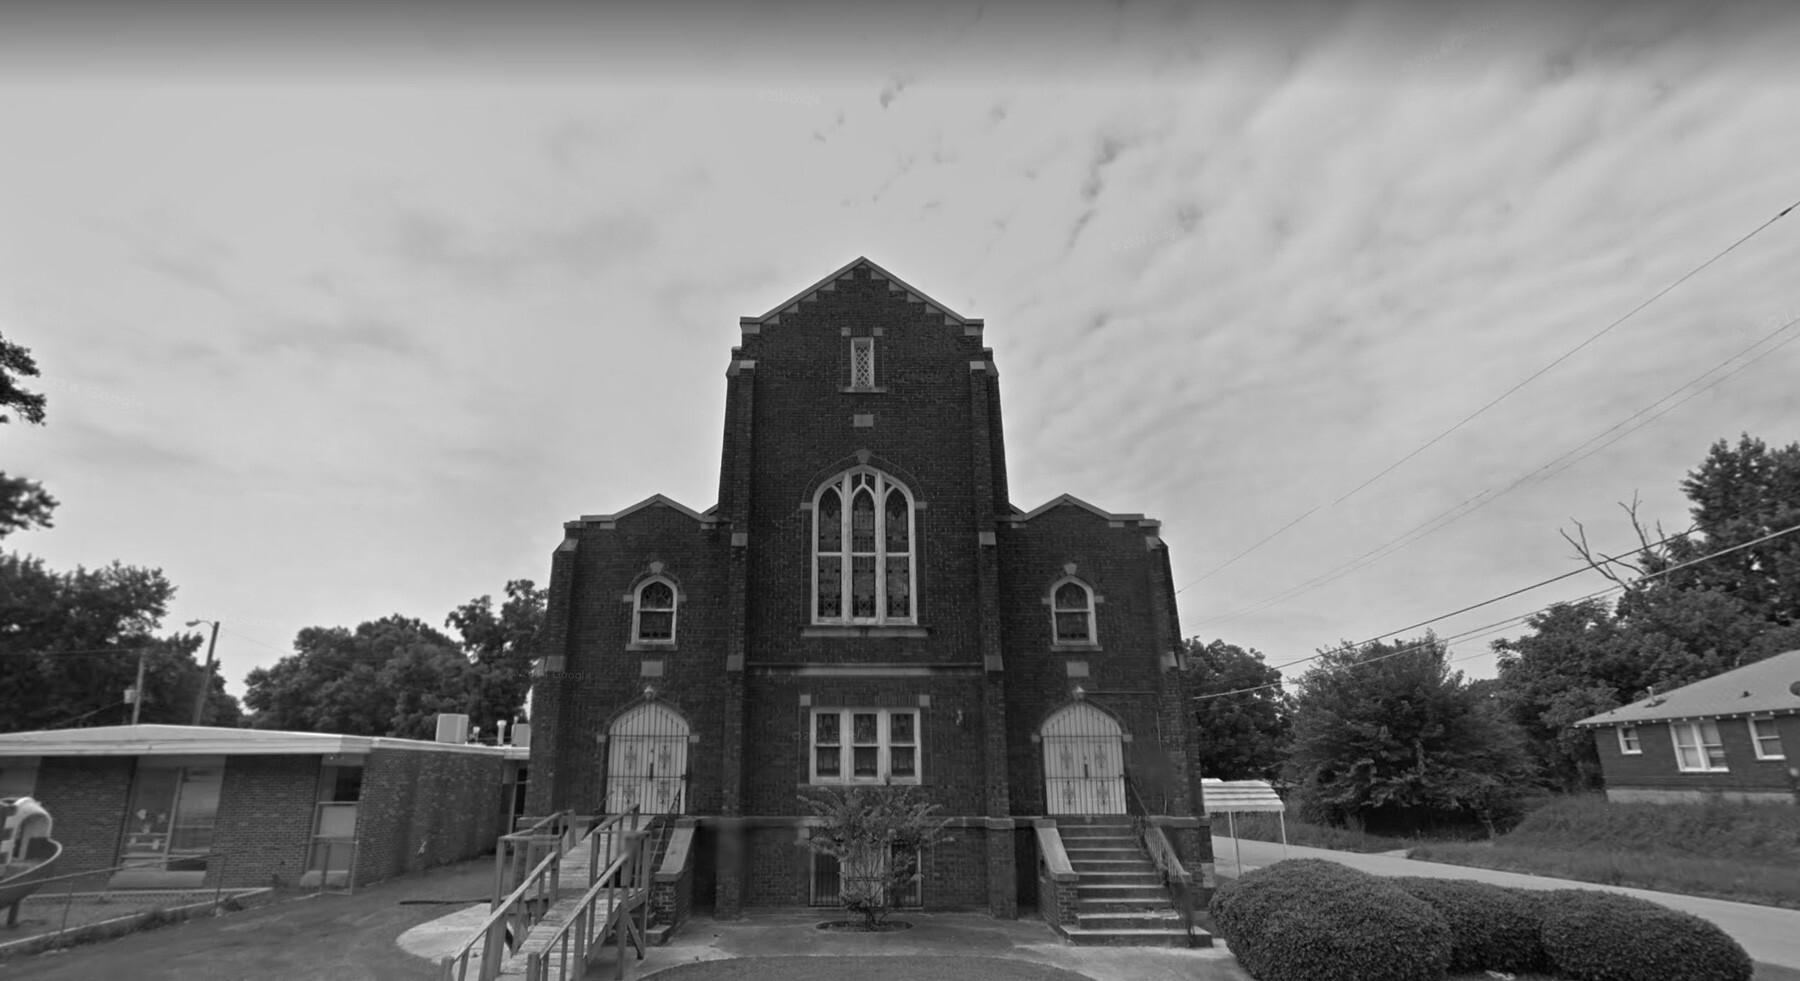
[1127,777,1199,947]
[522,820,657,981]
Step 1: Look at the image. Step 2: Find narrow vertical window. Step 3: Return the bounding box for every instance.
[815,713,842,778]
[817,489,843,619]
[813,468,915,624]
[1616,725,1641,755]
[634,579,676,643]
[850,336,875,388]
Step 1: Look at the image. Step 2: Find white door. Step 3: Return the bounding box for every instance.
[1041,703,1126,815]
[605,703,689,815]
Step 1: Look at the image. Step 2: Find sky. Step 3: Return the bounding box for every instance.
[2,0,1798,701]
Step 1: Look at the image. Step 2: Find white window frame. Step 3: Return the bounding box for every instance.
[1669,720,1728,773]
[632,577,678,645]
[1616,725,1641,755]
[850,336,876,389]
[808,708,920,785]
[1049,578,1096,645]
[1748,716,1785,761]
[811,468,916,625]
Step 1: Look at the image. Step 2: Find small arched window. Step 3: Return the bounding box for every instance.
[634,579,677,643]
[814,468,915,623]
[1051,579,1095,644]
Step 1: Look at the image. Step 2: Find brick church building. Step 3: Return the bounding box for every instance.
[525,257,1213,921]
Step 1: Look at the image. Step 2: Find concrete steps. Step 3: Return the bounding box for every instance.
[1054,819,1209,948]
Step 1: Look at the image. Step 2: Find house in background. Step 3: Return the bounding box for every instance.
[525,257,1213,938]
[0,721,529,889]
[1575,648,1800,804]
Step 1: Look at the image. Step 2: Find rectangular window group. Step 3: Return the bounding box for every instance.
[811,708,919,784]
[1670,720,1728,773]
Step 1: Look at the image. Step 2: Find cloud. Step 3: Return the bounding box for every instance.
[389,207,656,288]
[239,312,422,360]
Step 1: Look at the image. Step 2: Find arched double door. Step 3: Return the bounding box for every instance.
[604,703,690,815]
[1040,703,1126,815]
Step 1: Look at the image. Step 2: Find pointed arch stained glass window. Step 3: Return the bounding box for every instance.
[813,469,915,624]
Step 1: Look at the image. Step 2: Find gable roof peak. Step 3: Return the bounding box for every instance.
[741,256,975,328]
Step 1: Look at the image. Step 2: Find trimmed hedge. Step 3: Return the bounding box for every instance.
[1209,859,1452,981]
[1389,876,1547,973]
[1538,889,1753,981]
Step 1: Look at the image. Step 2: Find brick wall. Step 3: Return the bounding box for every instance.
[31,756,133,878]
[355,747,505,887]
[1594,716,1800,797]
[211,754,321,887]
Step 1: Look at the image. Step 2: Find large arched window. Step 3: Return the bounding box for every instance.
[814,469,915,623]
[634,578,677,643]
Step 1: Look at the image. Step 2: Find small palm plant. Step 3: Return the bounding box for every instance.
[799,784,953,930]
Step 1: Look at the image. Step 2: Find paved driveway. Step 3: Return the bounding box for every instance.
[0,859,492,981]
[1214,835,1800,970]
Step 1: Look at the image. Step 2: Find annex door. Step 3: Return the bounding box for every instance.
[605,703,690,815]
[1041,703,1126,815]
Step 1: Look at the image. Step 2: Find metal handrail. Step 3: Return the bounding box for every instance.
[1126,778,1199,947]
[441,807,642,981]
[443,829,570,981]
[523,826,654,981]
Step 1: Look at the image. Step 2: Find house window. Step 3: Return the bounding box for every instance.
[810,709,919,784]
[850,337,875,389]
[634,579,677,643]
[1670,720,1728,772]
[1051,579,1095,644]
[813,469,914,624]
[1616,725,1641,755]
[1749,717,1785,760]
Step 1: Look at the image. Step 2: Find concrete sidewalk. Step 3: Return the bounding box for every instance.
[1214,835,1800,970]
[401,909,1250,981]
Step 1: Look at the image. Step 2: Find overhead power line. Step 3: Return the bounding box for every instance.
[1175,195,1800,595]
[1190,311,1800,628]
[1191,517,1800,701]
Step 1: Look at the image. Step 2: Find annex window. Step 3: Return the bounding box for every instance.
[813,469,914,624]
[811,709,919,784]
[1670,720,1728,773]
[634,578,677,644]
[850,336,876,389]
[1051,579,1096,644]
[1749,717,1785,760]
[1616,725,1641,755]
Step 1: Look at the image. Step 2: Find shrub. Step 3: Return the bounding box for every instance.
[1209,859,1451,981]
[1538,889,1752,981]
[1389,876,1547,973]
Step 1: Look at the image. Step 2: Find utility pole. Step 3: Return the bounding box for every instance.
[186,619,221,726]
[130,649,148,725]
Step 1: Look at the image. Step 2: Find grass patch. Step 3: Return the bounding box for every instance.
[1408,795,1800,908]
[1219,811,1428,853]
[1495,794,1800,861]
[1407,841,1800,908]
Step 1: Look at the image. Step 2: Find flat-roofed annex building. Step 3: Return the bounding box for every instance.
[525,258,1214,918]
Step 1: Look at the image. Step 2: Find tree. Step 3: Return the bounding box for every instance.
[0,330,57,539]
[444,579,545,734]
[242,615,477,737]
[1183,638,1290,781]
[799,785,952,930]
[1284,633,1534,836]
[0,553,241,732]
[1495,434,1800,788]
